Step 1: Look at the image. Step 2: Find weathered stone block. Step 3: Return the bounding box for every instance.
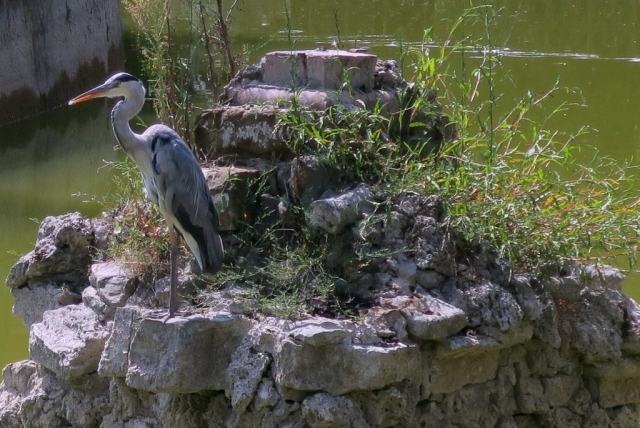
[89,262,137,314]
[0,359,110,428]
[194,106,288,159]
[6,212,94,289]
[464,281,524,334]
[226,337,272,413]
[381,295,467,342]
[301,392,368,428]
[428,349,500,396]
[542,374,581,408]
[261,50,376,91]
[126,313,252,393]
[435,333,500,359]
[11,282,67,326]
[262,51,308,87]
[516,376,548,414]
[275,340,419,396]
[288,319,351,346]
[568,288,625,363]
[308,184,373,234]
[29,305,110,379]
[584,359,640,408]
[305,50,376,91]
[290,155,340,204]
[98,306,145,378]
[350,383,419,426]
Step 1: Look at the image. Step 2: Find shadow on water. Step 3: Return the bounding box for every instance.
[0,102,123,374]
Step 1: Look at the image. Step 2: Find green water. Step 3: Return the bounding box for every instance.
[2,0,640,375]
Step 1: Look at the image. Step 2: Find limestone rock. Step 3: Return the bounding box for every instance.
[29,305,110,379]
[621,298,640,355]
[225,336,272,413]
[428,348,501,396]
[533,291,561,348]
[362,306,408,342]
[380,294,467,342]
[584,359,640,408]
[516,376,548,414]
[405,215,457,277]
[464,281,524,338]
[11,281,70,326]
[510,275,542,321]
[543,275,584,302]
[126,312,252,393]
[435,333,500,359]
[568,288,625,363]
[98,306,145,378]
[275,339,419,396]
[301,393,368,428]
[288,319,351,346]
[82,286,110,322]
[439,381,503,427]
[350,382,419,426]
[573,264,626,292]
[88,262,137,317]
[104,377,230,428]
[222,50,400,113]
[609,404,640,427]
[542,374,581,408]
[6,212,94,289]
[0,360,110,428]
[252,379,280,412]
[308,184,373,234]
[263,50,376,91]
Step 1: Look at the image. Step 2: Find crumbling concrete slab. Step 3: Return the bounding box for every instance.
[125,312,252,393]
[262,50,376,91]
[29,305,110,379]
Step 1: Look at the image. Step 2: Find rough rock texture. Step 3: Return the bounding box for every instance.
[6,212,94,289]
[308,184,373,234]
[29,304,110,380]
[3,206,640,428]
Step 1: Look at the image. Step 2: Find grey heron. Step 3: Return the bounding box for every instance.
[69,72,224,318]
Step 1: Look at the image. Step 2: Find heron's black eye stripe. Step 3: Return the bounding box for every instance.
[117,74,142,83]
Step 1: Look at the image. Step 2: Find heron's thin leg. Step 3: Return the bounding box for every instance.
[168,225,179,317]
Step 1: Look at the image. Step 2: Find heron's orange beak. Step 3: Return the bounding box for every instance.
[68,82,116,105]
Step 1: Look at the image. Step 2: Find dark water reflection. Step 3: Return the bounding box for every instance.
[0,102,120,370]
[3,0,640,375]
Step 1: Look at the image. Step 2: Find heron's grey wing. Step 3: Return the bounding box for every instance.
[150,129,223,273]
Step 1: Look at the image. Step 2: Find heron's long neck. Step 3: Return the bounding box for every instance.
[111,94,144,154]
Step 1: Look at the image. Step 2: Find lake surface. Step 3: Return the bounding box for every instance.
[2,0,640,376]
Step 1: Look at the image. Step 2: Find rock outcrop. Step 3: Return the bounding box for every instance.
[2,204,640,427]
[2,51,640,427]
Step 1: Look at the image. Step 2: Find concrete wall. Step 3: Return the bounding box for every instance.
[0,0,124,124]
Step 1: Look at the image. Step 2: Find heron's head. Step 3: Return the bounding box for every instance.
[68,72,146,105]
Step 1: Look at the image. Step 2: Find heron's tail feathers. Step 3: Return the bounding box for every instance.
[201,228,224,274]
[174,204,224,275]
